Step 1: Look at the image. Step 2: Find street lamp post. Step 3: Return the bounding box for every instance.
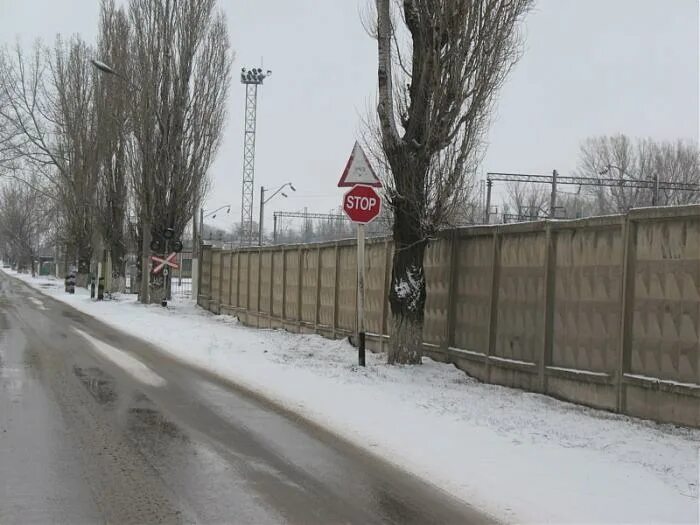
[192,204,230,299]
[258,183,295,245]
[200,205,232,243]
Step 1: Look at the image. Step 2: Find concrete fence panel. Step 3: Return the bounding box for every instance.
[284,249,300,321]
[210,250,222,313]
[259,250,272,315]
[300,248,317,325]
[249,251,260,314]
[230,252,239,308]
[364,241,388,338]
[451,233,495,379]
[631,216,700,385]
[238,252,249,309]
[552,224,623,374]
[423,239,451,349]
[221,252,232,308]
[336,244,358,332]
[272,250,285,319]
[319,246,336,330]
[198,246,211,307]
[491,229,546,390]
[495,231,546,362]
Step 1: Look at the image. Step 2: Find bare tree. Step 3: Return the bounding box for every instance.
[126,0,232,303]
[374,0,533,364]
[576,134,700,213]
[504,182,549,220]
[0,180,48,275]
[648,139,699,206]
[94,0,131,291]
[0,38,99,285]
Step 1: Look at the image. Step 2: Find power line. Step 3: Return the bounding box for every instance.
[272,210,349,244]
[487,172,700,191]
[484,171,700,224]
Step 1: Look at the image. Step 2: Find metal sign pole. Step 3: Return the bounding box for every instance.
[357,223,366,366]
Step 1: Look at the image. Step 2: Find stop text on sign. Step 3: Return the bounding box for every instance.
[345,195,378,211]
[343,184,382,224]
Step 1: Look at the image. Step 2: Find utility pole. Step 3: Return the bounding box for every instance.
[258,183,294,246]
[258,186,265,246]
[484,178,493,224]
[273,214,278,244]
[239,67,271,246]
[200,207,204,243]
[549,169,558,218]
[192,206,199,299]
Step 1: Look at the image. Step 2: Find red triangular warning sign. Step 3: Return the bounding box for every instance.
[337,141,382,188]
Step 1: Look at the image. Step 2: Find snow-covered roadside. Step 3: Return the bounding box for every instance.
[8,270,700,524]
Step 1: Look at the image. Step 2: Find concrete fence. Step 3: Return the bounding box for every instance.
[197,205,700,427]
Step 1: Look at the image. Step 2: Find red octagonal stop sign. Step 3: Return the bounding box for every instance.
[343,184,382,224]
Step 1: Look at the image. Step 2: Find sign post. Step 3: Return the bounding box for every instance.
[339,142,382,366]
[356,222,366,366]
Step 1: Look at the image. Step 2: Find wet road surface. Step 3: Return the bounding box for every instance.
[0,272,495,524]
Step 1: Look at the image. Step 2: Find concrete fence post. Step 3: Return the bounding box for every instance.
[332,242,340,338]
[485,231,502,380]
[315,246,322,329]
[282,247,287,322]
[617,216,637,412]
[196,244,203,305]
[208,248,214,311]
[235,251,241,308]
[218,251,224,312]
[539,223,557,392]
[246,251,252,312]
[269,248,275,323]
[297,246,303,330]
[257,247,263,326]
[228,250,234,309]
[444,230,459,353]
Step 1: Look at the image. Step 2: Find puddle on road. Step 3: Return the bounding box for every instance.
[73,366,118,405]
[125,396,189,463]
[127,406,182,440]
[62,310,83,322]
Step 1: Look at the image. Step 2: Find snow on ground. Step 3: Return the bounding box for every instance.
[8,270,700,524]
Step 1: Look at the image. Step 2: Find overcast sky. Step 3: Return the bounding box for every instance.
[1,0,697,232]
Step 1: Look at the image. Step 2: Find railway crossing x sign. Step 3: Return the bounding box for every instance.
[151,252,179,274]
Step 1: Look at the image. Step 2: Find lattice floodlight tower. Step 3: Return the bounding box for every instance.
[239,66,271,246]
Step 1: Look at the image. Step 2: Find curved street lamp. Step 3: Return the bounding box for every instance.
[200,205,231,241]
[259,183,295,245]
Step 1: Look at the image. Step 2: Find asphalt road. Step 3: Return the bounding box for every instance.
[0,272,495,524]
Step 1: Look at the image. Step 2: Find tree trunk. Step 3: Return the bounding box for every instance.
[109,243,126,293]
[76,245,92,288]
[387,195,427,365]
[140,222,151,304]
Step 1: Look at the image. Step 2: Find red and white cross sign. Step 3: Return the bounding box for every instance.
[151,252,179,274]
